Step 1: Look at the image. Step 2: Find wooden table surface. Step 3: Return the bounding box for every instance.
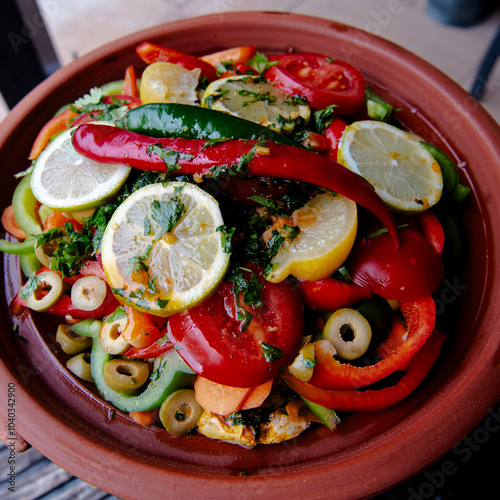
[1,1,500,499]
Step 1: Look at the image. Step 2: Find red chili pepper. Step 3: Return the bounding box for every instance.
[136,41,217,82]
[72,124,398,247]
[281,329,446,412]
[308,296,436,390]
[298,277,371,312]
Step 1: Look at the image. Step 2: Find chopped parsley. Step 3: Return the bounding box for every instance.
[146,143,195,173]
[19,272,38,299]
[150,197,186,242]
[237,89,276,106]
[71,87,129,123]
[216,225,235,254]
[245,51,280,74]
[203,88,230,108]
[261,342,282,363]
[313,104,339,133]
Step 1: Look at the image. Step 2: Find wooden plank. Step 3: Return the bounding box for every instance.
[13,460,73,499]
[38,476,111,500]
[0,444,45,477]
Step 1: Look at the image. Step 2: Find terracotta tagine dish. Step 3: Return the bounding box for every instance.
[1,12,500,500]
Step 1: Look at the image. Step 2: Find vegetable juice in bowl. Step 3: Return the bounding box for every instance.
[1,12,497,500]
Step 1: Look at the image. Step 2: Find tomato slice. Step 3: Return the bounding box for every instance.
[347,226,444,301]
[167,268,304,387]
[265,53,365,113]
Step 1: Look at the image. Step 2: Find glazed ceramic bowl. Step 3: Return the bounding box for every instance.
[1,12,500,500]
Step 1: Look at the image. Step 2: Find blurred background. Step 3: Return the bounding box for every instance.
[1,0,500,499]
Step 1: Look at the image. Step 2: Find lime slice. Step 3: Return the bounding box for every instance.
[338,120,443,213]
[266,192,357,283]
[101,182,230,316]
[202,75,310,134]
[30,127,130,212]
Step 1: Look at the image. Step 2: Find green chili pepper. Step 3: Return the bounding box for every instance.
[0,236,36,255]
[120,102,301,147]
[365,87,393,122]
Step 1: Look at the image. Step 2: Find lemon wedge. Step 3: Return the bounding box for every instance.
[338,120,443,213]
[140,62,201,105]
[100,182,230,316]
[202,75,310,134]
[266,192,357,283]
[30,127,130,212]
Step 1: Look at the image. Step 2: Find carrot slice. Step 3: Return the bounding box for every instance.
[194,376,253,416]
[28,108,79,161]
[129,409,159,426]
[1,205,27,240]
[122,65,139,98]
[239,379,273,410]
[200,45,256,67]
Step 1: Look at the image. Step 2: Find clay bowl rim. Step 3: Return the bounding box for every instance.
[1,11,500,500]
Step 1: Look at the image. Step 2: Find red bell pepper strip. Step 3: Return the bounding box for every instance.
[28,108,79,160]
[72,123,399,247]
[136,42,217,82]
[298,277,371,312]
[123,331,173,358]
[122,65,139,98]
[121,306,163,348]
[13,288,119,320]
[200,45,256,67]
[281,329,446,412]
[308,296,436,390]
[324,117,347,161]
[418,209,445,255]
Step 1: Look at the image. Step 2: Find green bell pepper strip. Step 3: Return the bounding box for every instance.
[12,173,42,236]
[420,142,470,202]
[120,102,302,147]
[0,236,36,255]
[72,123,399,247]
[72,319,195,412]
[365,87,393,122]
[20,251,42,276]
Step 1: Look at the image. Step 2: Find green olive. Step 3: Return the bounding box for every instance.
[71,276,107,311]
[288,343,316,382]
[99,315,130,354]
[56,324,92,355]
[24,271,64,311]
[103,358,149,394]
[323,308,372,360]
[159,389,203,436]
[66,352,94,383]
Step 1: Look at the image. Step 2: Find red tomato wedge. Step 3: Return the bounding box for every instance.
[167,269,304,387]
[265,53,365,113]
[347,226,444,302]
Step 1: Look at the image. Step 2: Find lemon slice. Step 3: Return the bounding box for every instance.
[140,62,201,105]
[266,192,357,283]
[202,75,310,133]
[30,127,131,212]
[101,182,230,316]
[338,120,443,213]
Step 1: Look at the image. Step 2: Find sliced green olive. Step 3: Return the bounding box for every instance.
[71,276,107,311]
[159,389,203,436]
[34,239,56,267]
[103,358,149,394]
[67,352,94,383]
[99,315,130,354]
[323,308,372,361]
[56,324,92,355]
[23,271,64,312]
[288,343,316,382]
